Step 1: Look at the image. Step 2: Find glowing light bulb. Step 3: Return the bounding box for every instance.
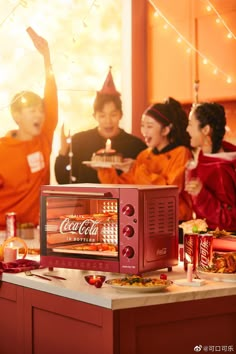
[163,24,168,30]
[177,37,182,43]
[206,5,211,12]
[227,33,233,39]
[213,68,218,75]
[203,58,208,65]
[186,48,191,54]
[215,18,220,24]
[20,0,28,7]
[226,77,232,84]
[154,11,159,17]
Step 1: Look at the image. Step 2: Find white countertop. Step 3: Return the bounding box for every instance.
[1,261,236,310]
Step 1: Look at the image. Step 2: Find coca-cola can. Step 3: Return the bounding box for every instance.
[5,212,17,239]
[198,234,213,268]
[184,233,198,271]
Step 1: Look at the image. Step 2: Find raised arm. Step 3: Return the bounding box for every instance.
[26,27,58,143]
[26,27,51,72]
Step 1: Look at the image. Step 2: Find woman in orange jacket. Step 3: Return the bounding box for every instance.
[97,97,193,221]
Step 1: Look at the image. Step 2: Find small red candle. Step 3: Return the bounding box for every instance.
[89,276,98,285]
[84,275,106,286]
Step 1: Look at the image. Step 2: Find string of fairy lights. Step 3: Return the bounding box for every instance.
[0,0,27,27]
[0,0,235,114]
[148,0,235,85]
[204,0,236,40]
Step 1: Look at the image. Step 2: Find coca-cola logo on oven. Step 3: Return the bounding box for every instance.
[59,218,100,236]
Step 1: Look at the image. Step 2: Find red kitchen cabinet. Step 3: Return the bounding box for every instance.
[23,288,118,354]
[0,281,236,354]
[0,282,25,354]
[118,297,236,354]
[0,282,118,354]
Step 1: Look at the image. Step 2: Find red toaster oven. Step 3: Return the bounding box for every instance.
[40,184,179,274]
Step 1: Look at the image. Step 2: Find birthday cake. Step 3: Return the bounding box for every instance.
[91,149,123,163]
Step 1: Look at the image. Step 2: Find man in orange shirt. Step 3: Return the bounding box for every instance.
[0,28,58,229]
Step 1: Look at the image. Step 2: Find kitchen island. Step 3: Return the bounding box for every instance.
[0,264,236,354]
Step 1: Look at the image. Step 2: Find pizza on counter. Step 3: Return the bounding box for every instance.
[201,252,236,274]
[106,275,170,287]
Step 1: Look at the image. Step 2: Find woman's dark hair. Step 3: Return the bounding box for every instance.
[93,93,123,114]
[191,102,226,153]
[143,97,191,148]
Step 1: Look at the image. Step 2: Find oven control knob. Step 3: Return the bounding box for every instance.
[122,246,134,258]
[122,204,135,216]
[123,225,134,237]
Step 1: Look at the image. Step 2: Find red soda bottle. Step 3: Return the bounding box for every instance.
[5,212,17,239]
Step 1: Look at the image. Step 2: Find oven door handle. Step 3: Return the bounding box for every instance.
[42,190,113,197]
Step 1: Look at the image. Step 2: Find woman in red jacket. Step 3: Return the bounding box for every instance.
[98,97,193,222]
[185,102,236,231]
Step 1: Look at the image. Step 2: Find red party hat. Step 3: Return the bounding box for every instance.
[98,66,120,96]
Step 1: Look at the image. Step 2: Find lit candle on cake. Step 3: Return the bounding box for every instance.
[105,139,112,152]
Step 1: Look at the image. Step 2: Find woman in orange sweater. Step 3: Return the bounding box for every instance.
[0,28,58,229]
[98,98,193,221]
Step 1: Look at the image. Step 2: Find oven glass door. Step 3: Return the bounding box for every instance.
[41,195,119,259]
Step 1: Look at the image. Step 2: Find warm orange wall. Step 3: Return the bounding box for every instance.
[139,1,236,142]
[130,1,236,141]
[198,11,236,102]
[146,1,236,103]
[147,1,194,103]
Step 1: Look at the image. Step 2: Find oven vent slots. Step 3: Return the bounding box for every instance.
[146,197,176,236]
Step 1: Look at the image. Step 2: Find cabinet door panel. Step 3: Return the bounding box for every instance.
[0,283,24,354]
[23,288,115,354]
[118,296,236,354]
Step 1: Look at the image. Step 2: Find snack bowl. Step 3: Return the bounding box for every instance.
[84,275,106,287]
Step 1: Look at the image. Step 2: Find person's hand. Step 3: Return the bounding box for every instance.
[185,177,203,196]
[26,27,50,59]
[59,124,70,156]
[113,158,134,173]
